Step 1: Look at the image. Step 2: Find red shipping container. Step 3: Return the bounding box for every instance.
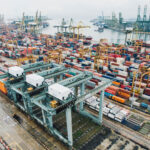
[113,70,119,73]
[90,79,99,85]
[65,64,71,68]
[86,86,94,89]
[119,88,130,94]
[108,86,119,92]
[144,88,150,96]
[111,63,119,66]
[120,84,126,89]
[116,74,127,79]
[105,89,116,95]
[93,72,102,77]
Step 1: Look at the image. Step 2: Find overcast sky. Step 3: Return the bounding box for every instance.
[0,0,150,20]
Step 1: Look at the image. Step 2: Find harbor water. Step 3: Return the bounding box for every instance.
[42,19,150,44]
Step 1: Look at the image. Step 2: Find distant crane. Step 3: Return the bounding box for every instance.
[54,18,68,33]
[137,5,141,21]
[69,18,73,33]
[29,10,40,34]
[21,12,25,31]
[143,5,147,21]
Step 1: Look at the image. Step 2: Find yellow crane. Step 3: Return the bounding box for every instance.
[94,46,109,72]
[131,67,150,95]
[44,50,62,64]
[17,55,38,66]
[131,71,138,94]
[137,70,150,93]
[78,47,91,58]
[71,21,90,40]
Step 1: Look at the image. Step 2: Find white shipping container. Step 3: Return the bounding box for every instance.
[131,63,139,69]
[116,58,125,64]
[26,74,44,87]
[110,107,121,115]
[141,47,145,53]
[120,109,130,116]
[141,94,150,100]
[108,113,115,119]
[118,70,128,77]
[116,76,125,82]
[107,103,115,109]
[65,59,71,62]
[90,100,99,108]
[48,83,73,101]
[73,59,77,63]
[115,117,123,122]
[124,81,129,85]
[8,66,24,77]
[129,97,138,102]
[103,107,110,115]
[45,79,54,86]
[121,65,128,71]
[111,65,117,69]
[133,101,140,107]
[86,97,95,104]
[128,48,135,52]
[130,68,138,72]
[103,66,108,71]
[135,81,146,88]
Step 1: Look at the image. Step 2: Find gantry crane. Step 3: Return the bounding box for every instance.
[71,21,90,40]
[131,66,150,95]
[1,62,111,147]
[54,18,68,33]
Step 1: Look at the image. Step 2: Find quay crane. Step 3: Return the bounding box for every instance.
[54,18,68,33]
[71,21,90,40]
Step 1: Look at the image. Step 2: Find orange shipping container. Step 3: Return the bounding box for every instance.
[0,81,7,94]
[112,81,120,86]
[112,95,125,103]
[65,73,73,78]
[118,91,130,99]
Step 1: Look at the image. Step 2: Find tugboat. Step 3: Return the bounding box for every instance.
[98,23,104,32]
[43,22,49,28]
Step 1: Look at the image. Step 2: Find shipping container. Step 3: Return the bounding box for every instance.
[140,102,148,109]
[112,95,125,103]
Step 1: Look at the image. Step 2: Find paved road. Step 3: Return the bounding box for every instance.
[0,103,44,150]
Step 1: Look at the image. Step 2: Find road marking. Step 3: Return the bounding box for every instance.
[9,141,23,150]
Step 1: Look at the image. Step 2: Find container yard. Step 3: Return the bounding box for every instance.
[0,1,150,150]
